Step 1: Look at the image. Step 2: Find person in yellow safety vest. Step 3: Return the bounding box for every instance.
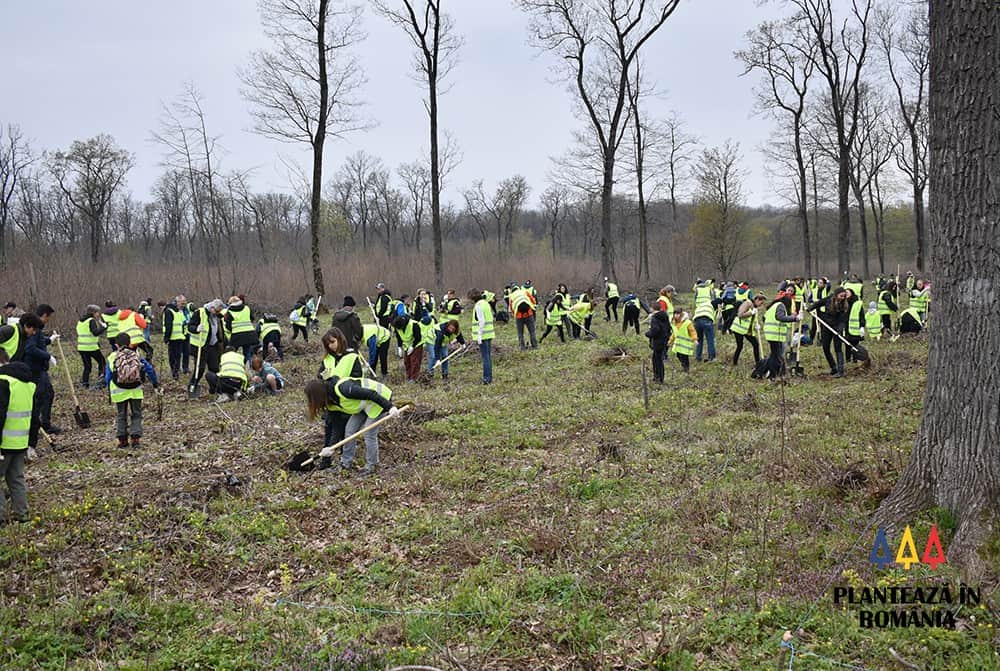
[568,290,595,340]
[438,289,463,317]
[731,294,767,367]
[692,280,720,362]
[187,299,226,393]
[843,275,864,303]
[105,333,160,449]
[909,279,930,321]
[224,295,258,364]
[845,292,866,359]
[807,286,850,377]
[319,328,363,465]
[204,347,246,403]
[289,301,310,342]
[392,315,425,382]
[622,292,651,335]
[469,288,495,384]
[257,313,283,361]
[306,375,401,477]
[102,302,122,351]
[363,323,392,379]
[864,301,883,340]
[667,307,697,373]
[540,294,567,344]
[508,285,538,349]
[604,277,620,322]
[644,305,672,382]
[876,281,899,336]
[163,298,189,379]
[0,349,40,524]
[0,313,33,364]
[897,307,924,335]
[428,319,465,379]
[905,271,915,292]
[756,292,802,380]
[655,286,676,315]
[114,306,152,359]
[76,304,108,389]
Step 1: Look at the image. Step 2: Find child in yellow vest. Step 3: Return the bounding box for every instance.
[105,333,160,449]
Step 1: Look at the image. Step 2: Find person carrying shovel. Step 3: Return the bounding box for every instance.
[304,376,401,477]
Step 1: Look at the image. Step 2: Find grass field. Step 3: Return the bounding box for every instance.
[1,300,997,670]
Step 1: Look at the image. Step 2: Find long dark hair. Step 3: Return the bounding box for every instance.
[766,294,792,313]
[304,379,328,422]
[322,328,347,356]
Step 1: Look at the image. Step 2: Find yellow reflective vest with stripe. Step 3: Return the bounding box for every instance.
[219,351,248,389]
[76,318,100,352]
[108,351,144,404]
[119,312,144,346]
[670,319,695,356]
[763,303,791,343]
[226,306,254,339]
[363,323,391,346]
[0,374,35,450]
[334,377,393,419]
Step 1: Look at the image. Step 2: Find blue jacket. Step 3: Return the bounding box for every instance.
[24,331,53,378]
[104,352,159,388]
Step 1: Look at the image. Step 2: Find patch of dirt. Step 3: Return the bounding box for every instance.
[593,347,631,365]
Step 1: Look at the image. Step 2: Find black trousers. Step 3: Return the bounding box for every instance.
[291,324,308,341]
[732,333,760,366]
[623,306,640,334]
[651,346,665,382]
[167,339,186,377]
[374,341,390,376]
[820,327,844,372]
[181,338,191,373]
[33,371,55,429]
[79,350,106,386]
[605,297,619,321]
[324,410,349,446]
[206,372,242,395]
[188,345,221,386]
[765,340,785,377]
[540,324,564,342]
[676,353,690,372]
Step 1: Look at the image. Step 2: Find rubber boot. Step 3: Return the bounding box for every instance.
[117,436,129,449]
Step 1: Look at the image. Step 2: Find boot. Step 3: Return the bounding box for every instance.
[317,456,333,471]
[130,435,141,448]
[117,436,129,449]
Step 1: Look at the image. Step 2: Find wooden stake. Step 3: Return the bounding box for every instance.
[641,359,650,411]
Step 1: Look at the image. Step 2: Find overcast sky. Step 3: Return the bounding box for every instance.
[2,0,797,208]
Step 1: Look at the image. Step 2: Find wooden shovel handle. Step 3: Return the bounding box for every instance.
[54,337,82,408]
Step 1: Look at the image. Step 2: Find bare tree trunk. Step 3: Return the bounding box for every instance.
[851,179,871,277]
[811,154,820,276]
[794,123,811,277]
[837,155,852,275]
[913,180,926,272]
[600,153,616,280]
[429,77,442,287]
[876,0,999,569]
[310,0,330,297]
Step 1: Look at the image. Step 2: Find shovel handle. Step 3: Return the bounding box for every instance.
[54,337,82,408]
[324,404,413,452]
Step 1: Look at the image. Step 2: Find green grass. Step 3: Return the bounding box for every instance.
[1,300,996,670]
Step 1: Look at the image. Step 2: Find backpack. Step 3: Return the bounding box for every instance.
[113,348,143,388]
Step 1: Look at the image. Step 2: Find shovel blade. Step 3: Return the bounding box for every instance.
[74,407,91,429]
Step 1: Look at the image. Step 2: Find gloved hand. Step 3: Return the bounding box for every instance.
[405,347,414,356]
[26,447,38,463]
[750,308,758,316]
[859,327,866,337]
[475,338,482,345]
[198,324,205,333]
[396,346,403,358]
[388,405,401,418]
[49,356,58,368]
[49,332,60,343]
[796,312,804,322]
[319,445,336,458]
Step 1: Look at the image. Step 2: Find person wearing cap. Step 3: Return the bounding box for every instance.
[604,277,620,322]
[223,295,258,364]
[76,304,108,389]
[187,299,225,392]
[331,297,364,351]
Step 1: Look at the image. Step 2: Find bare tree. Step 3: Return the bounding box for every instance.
[0,124,34,264]
[151,83,226,264]
[49,134,134,263]
[658,113,698,233]
[331,150,380,248]
[786,0,875,275]
[739,17,815,276]
[241,0,368,296]
[462,177,531,256]
[519,0,681,281]
[373,1,462,288]
[690,141,754,278]
[368,167,405,257]
[625,55,652,281]
[540,184,570,259]
[398,160,430,250]
[879,4,929,272]
[876,0,999,570]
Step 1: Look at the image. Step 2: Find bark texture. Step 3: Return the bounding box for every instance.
[877,0,1000,570]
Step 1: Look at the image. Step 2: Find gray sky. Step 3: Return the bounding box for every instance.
[2,0,793,208]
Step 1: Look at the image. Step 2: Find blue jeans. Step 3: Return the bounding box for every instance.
[428,344,449,377]
[341,411,381,468]
[479,340,493,383]
[694,317,716,361]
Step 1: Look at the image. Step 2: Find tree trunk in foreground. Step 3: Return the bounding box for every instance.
[876,0,1000,571]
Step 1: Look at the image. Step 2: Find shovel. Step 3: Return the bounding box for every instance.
[188,343,203,399]
[811,311,870,363]
[790,312,806,377]
[432,343,470,370]
[54,337,91,428]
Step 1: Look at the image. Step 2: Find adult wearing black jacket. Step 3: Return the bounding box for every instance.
[24,305,60,434]
[373,284,394,328]
[807,286,849,377]
[77,305,107,388]
[644,309,671,384]
[330,297,364,350]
